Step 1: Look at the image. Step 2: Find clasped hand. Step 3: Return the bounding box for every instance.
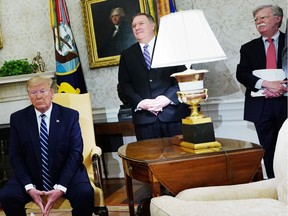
[28,188,64,216]
[262,80,288,98]
[138,95,171,115]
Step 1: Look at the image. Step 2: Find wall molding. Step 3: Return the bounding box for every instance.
[93,98,259,144]
[0,71,55,124]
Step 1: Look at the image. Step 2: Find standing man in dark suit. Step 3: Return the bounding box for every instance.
[236,5,287,178]
[0,76,94,216]
[118,13,189,141]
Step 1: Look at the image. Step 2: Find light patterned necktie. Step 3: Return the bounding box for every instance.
[40,114,53,191]
[143,44,151,69]
[266,38,277,69]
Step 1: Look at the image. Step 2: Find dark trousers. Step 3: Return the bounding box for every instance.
[254,97,287,178]
[135,119,182,141]
[0,177,94,216]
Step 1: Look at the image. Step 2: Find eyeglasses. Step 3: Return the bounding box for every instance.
[28,89,50,97]
[254,15,274,22]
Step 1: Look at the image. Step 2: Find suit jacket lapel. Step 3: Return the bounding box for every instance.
[277,32,285,68]
[133,43,148,69]
[27,106,42,166]
[48,103,61,170]
[255,36,266,69]
[151,36,157,62]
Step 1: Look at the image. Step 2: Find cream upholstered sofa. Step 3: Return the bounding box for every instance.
[150,119,288,216]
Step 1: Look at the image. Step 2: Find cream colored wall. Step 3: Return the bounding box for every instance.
[0,0,286,109]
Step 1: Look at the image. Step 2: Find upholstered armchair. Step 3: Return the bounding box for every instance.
[26,93,108,216]
[150,119,288,216]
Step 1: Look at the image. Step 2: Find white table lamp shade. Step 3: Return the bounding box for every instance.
[151,10,226,68]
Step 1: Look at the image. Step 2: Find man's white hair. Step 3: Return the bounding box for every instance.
[110,7,125,18]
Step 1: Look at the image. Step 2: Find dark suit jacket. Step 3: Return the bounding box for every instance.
[236,32,286,122]
[9,103,89,190]
[118,42,189,125]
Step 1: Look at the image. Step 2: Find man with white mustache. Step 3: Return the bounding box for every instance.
[236,5,287,179]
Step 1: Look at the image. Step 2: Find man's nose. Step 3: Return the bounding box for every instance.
[36,92,43,98]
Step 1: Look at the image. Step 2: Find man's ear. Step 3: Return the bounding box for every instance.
[50,88,55,98]
[276,16,282,25]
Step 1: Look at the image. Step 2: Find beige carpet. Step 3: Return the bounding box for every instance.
[0,209,72,216]
[0,205,136,216]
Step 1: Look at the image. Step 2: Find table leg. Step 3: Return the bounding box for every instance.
[124,172,135,216]
[252,164,263,181]
[150,181,161,197]
[101,153,108,179]
[135,181,161,216]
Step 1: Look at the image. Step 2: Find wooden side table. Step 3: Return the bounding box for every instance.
[94,121,135,137]
[118,137,264,216]
[94,121,135,178]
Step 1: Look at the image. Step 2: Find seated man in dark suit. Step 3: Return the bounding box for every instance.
[0,76,94,216]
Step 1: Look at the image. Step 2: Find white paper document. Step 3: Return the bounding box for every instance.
[251,69,287,97]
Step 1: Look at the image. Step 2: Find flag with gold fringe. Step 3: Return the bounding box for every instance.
[169,0,176,13]
[144,0,158,32]
[49,0,87,94]
[150,0,177,26]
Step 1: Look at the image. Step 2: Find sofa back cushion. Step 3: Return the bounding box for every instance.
[273,119,288,204]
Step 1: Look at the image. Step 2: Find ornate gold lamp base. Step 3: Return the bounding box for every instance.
[177,89,208,122]
[172,70,221,152]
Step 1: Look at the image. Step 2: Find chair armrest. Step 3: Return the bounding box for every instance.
[92,153,102,189]
[91,145,102,156]
[176,178,278,201]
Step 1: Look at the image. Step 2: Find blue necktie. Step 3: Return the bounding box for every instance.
[40,114,53,191]
[143,44,151,69]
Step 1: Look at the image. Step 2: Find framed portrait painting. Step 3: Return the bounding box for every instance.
[0,27,2,49]
[81,0,145,68]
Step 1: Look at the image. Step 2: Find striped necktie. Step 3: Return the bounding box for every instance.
[40,114,53,191]
[266,38,277,69]
[143,44,151,69]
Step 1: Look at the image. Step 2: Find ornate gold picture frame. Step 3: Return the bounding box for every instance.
[81,0,145,69]
[0,27,3,49]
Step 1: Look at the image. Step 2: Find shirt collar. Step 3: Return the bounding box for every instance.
[35,104,53,119]
[140,36,156,50]
[262,31,280,43]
